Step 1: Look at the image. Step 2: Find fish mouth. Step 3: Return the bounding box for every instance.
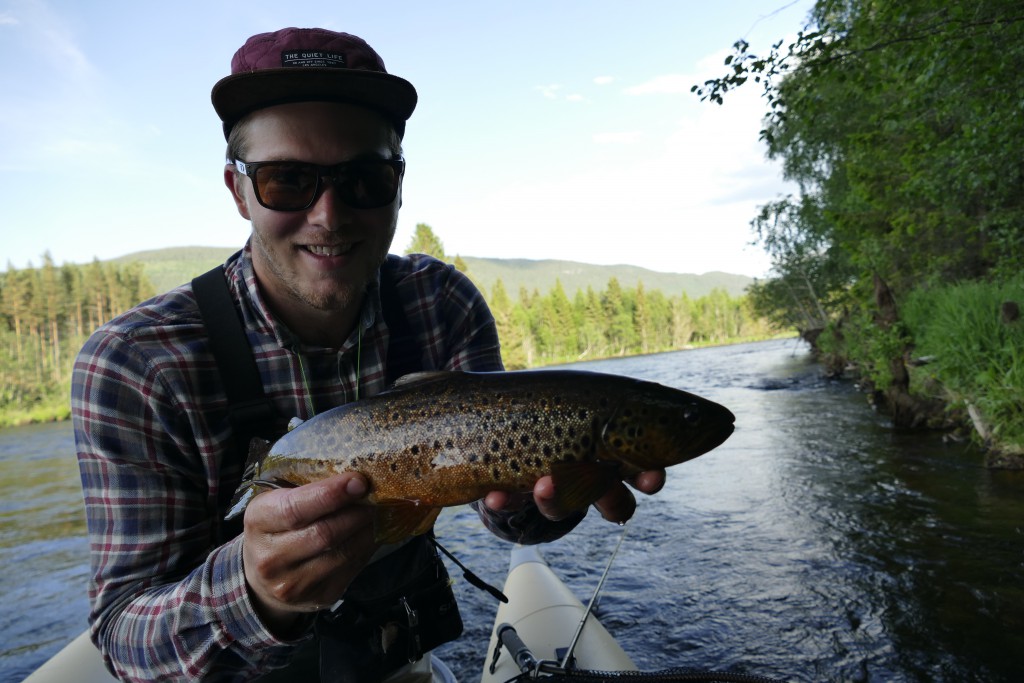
[706,407,736,451]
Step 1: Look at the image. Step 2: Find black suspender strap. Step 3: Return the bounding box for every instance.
[192,267,279,458]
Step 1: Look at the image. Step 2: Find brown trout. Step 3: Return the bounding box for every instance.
[228,369,735,542]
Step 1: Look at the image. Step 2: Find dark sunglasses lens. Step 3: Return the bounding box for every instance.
[253,163,319,210]
[338,160,402,209]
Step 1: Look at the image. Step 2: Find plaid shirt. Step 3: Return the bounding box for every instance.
[72,244,577,682]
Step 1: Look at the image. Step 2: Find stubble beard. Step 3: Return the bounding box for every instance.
[251,226,395,315]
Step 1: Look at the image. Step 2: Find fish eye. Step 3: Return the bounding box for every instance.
[682,403,701,425]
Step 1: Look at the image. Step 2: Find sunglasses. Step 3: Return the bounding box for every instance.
[232,156,405,211]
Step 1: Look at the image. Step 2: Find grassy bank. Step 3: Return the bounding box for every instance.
[901,278,1024,462]
[815,276,1023,465]
[0,394,71,429]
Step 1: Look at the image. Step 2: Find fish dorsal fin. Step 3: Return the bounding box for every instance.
[391,370,456,389]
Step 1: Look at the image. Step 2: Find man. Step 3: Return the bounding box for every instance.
[72,27,664,682]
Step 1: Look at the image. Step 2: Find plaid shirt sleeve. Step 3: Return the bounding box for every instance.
[72,312,300,682]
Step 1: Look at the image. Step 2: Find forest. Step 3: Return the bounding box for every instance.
[0,255,155,426]
[694,0,1023,463]
[0,238,776,428]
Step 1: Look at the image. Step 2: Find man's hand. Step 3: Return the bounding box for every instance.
[241,472,379,637]
[482,469,667,523]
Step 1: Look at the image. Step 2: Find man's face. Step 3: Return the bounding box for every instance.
[227,101,401,325]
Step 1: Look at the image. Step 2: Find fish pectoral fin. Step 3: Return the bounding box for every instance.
[242,438,272,480]
[550,461,623,511]
[373,503,443,544]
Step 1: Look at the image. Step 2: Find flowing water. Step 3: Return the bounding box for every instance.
[2,339,1022,682]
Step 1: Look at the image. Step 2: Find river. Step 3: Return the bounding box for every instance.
[2,339,1022,682]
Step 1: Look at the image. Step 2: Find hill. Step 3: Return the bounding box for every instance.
[110,246,754,298]
[458,256,751,299]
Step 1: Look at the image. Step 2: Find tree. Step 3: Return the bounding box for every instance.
[405,223,448,261]
[694,0,1024,427]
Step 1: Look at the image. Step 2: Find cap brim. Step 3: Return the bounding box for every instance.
[212,68,417,138]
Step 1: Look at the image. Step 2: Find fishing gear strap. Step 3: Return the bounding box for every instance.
[192,266,281,542]
[192,261,464,683]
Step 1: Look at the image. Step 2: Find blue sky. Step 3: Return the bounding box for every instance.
[1,0,814,277]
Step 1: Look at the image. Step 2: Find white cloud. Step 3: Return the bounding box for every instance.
[0,13,19,25]
[593,76,614,85]
[536,84,561,99]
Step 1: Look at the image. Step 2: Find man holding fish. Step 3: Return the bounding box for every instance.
[70,28,723,683]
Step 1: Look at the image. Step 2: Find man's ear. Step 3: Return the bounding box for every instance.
[224,165,252,220]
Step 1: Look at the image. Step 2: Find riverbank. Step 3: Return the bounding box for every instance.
[805,278,1024,469]
[0,396,70,429]
[0,333,793,430]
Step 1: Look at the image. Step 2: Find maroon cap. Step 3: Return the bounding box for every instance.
[211,27,417,139]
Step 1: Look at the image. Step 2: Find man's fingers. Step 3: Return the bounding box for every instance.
[630,469,666,495]
[593,482,636,524]
[253,472,369,531]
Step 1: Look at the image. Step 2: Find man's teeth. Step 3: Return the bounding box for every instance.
[306,244,351,256]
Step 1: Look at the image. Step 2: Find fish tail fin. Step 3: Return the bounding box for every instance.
[225,438,272,520]
[373,503,443,544]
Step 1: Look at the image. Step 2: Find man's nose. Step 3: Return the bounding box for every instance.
[307,179,353,229]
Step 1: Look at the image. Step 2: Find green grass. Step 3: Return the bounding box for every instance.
[902,277,1024,450]
[0,394,71,428]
